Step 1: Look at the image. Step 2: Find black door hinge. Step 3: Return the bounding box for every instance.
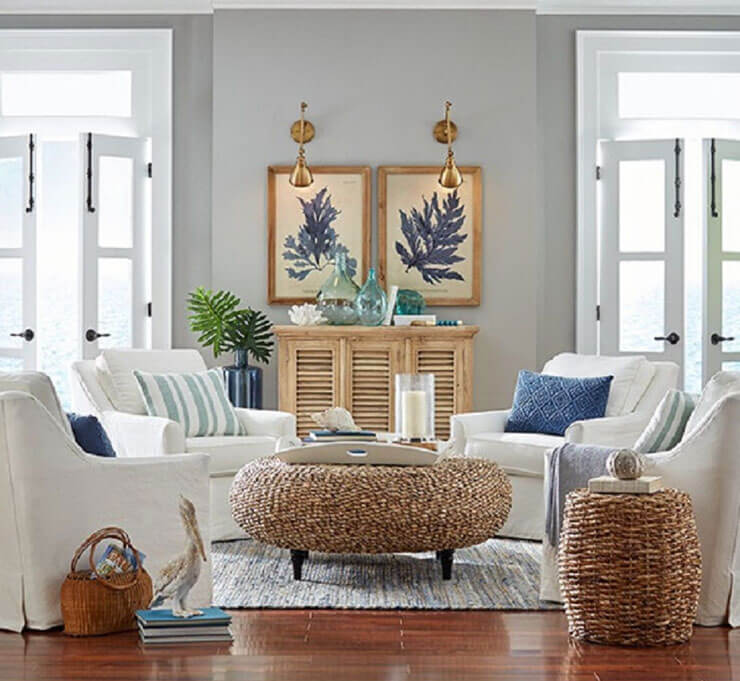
[596,165,602,180]
[596,304,601,321]
[147,162,152,178]
[146,302,152,318]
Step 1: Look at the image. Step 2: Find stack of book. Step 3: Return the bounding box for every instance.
[307,429,377,442]
[136,607,233,645]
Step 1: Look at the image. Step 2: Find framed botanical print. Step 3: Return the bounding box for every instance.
[268,166,371,304]
[378,166,481,306]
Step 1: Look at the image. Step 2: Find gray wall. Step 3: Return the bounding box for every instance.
[0,14,213,350]
[212,9,538,410]
[536,13,740,366]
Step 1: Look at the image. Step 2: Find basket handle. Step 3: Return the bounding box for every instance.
[70,526,143,592]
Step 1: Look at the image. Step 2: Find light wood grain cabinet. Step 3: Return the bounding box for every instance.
[275,325,479,439]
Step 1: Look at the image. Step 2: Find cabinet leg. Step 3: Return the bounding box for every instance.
[438,549,454,580]
[291,550,308,580]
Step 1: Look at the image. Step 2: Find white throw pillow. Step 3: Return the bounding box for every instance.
[685,371,740,436]
[633,389,696,453]
[95,349,207,414]
[542,353,654,417]
[133,368,245,437]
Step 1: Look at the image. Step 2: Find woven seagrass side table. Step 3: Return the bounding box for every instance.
[559,488,701,647]
[230,456,512,581]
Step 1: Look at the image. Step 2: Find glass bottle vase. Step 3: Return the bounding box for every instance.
[316,251,360,325]
[354,268,387,326]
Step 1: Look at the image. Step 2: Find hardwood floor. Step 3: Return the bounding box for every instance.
[0,611,737,681]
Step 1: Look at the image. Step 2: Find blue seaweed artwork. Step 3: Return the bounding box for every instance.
[394,189,467,285]
[282,187,357,281]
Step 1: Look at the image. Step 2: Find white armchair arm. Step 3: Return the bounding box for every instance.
[450,409,510,448]
[236,408,296,438]
[564,411,649,447]
[101,411,186,457]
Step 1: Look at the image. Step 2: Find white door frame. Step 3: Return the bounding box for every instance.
[0,29,172,348]
[577,30,740,354]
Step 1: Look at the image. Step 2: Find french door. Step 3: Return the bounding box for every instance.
[704,139,740,381]
[598,139,685,370]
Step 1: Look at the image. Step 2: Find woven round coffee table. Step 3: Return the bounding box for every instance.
[559,488,701,646]
[230,456,511,580]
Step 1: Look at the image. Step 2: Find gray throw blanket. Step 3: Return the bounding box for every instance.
[545,442,616,547]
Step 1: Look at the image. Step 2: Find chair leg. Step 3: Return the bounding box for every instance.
[291,549,308,580]
[438,549,454,580]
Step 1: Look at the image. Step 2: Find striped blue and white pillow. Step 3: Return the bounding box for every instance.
[633,389,696,454]
[133,369,245,438]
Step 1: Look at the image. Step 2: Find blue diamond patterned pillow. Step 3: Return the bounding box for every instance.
[505,370,613,436]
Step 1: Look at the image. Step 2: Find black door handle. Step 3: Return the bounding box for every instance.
[711,333,735,345]
[85,329,111,342]
[9,328,34,342]
[654,332,680,345]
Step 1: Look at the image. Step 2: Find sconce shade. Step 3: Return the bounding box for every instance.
[289,156,313,188]
[439,155,463,189]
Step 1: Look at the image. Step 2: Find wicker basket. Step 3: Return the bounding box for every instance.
[559,488,701,647]
[61,527,153,636]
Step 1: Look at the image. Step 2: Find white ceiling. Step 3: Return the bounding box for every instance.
[1,0,740,14]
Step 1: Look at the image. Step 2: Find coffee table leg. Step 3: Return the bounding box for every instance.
[291,549,308,580]
[438,549,454,580]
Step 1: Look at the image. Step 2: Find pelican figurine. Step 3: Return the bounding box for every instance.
[149,495,207,618]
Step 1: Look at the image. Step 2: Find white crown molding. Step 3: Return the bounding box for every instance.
[0,0,738,14]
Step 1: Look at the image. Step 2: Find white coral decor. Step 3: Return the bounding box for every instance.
[289,303,326,326]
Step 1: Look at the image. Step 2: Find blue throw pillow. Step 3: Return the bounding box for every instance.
[67,413,116,457]
[505,370,613,436]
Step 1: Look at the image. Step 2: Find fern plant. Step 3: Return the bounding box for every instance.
[187,287,274,364]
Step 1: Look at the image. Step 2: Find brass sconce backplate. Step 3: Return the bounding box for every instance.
[290,119,315,144]
[433,119,458,144]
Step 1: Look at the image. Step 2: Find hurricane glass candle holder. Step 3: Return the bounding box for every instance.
[395,373,435,442]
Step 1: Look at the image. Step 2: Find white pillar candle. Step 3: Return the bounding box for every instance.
[401,390,428,440]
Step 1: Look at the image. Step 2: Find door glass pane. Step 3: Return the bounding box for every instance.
[0,357,22,371]
[619,160,665,252]
[0,157,23,248]
[722,160,740,252]
[1,71,132,117]
[620,261,665,352]
[98,258,132,349]
[98,156,133,248]
[37,140,79,408]
[722,362,740,372]
[722,261,740,353]
[0,259,23,349]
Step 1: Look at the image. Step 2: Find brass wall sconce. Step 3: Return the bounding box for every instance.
[289,101,314,188]
[434,100,463,190]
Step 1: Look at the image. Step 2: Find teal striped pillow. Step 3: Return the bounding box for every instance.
[133,369,245,437]
[633,389,696,453]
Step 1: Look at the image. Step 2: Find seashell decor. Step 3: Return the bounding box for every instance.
[311,407,358,432]
[606,448,646,480]
[289,303,326,326]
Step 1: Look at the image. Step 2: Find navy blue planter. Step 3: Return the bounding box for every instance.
[223,350,263,409]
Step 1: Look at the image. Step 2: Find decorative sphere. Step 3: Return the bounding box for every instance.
[606,448,646,480]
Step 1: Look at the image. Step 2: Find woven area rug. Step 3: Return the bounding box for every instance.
[211,538,560,610]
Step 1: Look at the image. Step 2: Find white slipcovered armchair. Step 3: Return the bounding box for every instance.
[0,372,211,632]
[70,349,296,541]
[450,354,679,539]
[541,371,740,627]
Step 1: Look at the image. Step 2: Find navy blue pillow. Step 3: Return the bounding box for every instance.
[505,370,613,436]
[67,413,116,457]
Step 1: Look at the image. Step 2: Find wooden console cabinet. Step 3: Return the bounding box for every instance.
[274,325,479,439]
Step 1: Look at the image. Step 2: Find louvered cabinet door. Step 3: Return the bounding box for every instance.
[408,338,473,440]
[344,340,403,433]
[280,339,341,437]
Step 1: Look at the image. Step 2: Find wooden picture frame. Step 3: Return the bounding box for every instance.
[268,166,371,305]
[378,166,481,306]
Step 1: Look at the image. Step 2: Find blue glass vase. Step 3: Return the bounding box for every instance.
[317,251,360,325]
[223,349,263,409]
[354,268,387,326]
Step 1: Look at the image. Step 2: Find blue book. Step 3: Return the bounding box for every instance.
[309,430,376,437]
[136,607,231,628]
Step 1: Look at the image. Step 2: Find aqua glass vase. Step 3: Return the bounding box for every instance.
[354,268,387,326]
[317,251,360,325]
